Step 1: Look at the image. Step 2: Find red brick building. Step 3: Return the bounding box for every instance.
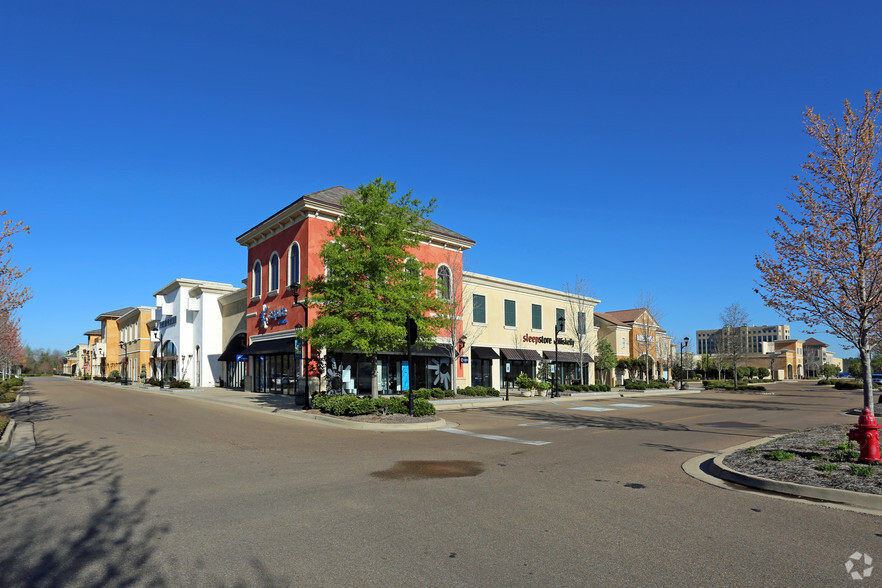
[234,186,474,394]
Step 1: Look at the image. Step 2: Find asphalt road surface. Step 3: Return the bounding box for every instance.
[1,378,879,587]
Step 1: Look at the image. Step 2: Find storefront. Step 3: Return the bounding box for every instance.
[470,346,498,387]
[543,350,593,386]
[499,348,542,384]
[325,347,452,395]
[242,336,302,394]
[218,333,247,389]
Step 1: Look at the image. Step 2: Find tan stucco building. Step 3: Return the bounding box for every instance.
[460,272,599,389]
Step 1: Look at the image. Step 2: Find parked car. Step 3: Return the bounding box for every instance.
[837,372,852,378]
[873,373,882,385]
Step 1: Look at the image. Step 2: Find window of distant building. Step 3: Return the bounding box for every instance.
[288,242,300,287]
[269,252,280,293]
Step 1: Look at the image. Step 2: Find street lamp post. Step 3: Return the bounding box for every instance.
[679,336,690,390]
[290,283,310,410]
[119,340,130,385]
[554,316,565,398]
[152,327,165,389]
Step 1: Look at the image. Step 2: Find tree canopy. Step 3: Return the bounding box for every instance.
[756,90,882,412]
[303,178,447,398]
[0,211,31,314]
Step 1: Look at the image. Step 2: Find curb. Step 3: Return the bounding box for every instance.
[0,419,16,451]
[687,436,882,512]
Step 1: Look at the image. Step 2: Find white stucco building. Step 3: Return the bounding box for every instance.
[151,278,239,387]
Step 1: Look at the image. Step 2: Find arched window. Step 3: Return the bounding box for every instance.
[269,252,280,292]
[289,242,300,287]
[252,261,262,298]
[437,265,452,300]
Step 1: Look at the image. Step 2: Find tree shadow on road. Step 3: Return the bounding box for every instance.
[471,407,693,432]
[646,398,796,411]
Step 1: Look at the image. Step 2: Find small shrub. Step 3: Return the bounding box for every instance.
[743,447,757,455]
[816,463,839,473]
[831,442,860,462]
[765,450,796,461]
[850,464,875,477]
[412,398,436,417]
[835,380,865,390]
[169,380,191,389]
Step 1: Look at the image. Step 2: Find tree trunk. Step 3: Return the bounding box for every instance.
[860,345,875,415]
[451,348,458,393]
[370,353,379,399]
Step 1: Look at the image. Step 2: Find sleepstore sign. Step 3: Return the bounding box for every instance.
[522,334,575,347]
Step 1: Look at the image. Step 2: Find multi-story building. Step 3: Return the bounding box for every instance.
[93,309,133,377]
[116,306,155,383]
[595,308,669,383]
[151,279,239,387]
[696,324,789,355]
[234,186,474,395]
[460,272,599,389]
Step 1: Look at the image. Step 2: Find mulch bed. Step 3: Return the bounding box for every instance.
[303,409,439,424]
[723,424,882,495]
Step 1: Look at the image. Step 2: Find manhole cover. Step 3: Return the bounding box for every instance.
[371,460,484,480]
[699,421,762,428]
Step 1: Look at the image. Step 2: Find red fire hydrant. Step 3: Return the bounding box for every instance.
[848,407,882,463]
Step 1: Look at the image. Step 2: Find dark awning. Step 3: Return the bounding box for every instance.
[218,335,247,362]
[241,337,299,356]
[543,350,594,363]
[500,348,542,361]
[410,345,448,357]
[471,346,499,359]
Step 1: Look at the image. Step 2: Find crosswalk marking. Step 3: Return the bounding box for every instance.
[611,403,651,409]
[439,428,551,446]
[570,406,615,412]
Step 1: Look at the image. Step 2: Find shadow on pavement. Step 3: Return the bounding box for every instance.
[472,407,693,432]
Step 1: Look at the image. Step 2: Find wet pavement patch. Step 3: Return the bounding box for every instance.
[371,460,484,480]
[699,421,763,428]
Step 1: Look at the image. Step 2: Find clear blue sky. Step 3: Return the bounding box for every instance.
[3,1,879,359]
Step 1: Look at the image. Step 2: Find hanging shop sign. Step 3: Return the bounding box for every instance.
[522,333,575,347]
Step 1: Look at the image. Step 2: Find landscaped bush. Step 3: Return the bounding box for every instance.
[0,390,17,403]
[514,373,537,390]
[168,380,191,389]
[704,380,766,391]
[145,378,162,387]
[625,380,670,390]
[312,394,436,417]
[835,380,865,390]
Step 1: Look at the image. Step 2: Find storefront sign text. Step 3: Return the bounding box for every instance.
[522,334,575,347]
[158,316,177,329]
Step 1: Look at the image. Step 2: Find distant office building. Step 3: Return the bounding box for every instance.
[695,324,790,355]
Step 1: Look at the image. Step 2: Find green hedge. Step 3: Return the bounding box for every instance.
[703,380,766,391]
[564,383,612,392]
[625,380,670,390]
[312,394,436,417]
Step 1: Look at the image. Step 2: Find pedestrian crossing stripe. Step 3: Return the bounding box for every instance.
[611,403,651,409]
[438,428,551,446]
[570,406,615,412]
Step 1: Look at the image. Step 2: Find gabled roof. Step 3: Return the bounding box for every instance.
[803,337,829,347]
[83,329,102,336]
[236,186,475,249]
[594,311,630,327]
[599,308,647,325]
[94,307,135,321]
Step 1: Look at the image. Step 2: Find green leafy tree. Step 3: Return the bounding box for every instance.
[303,178,447,398]
[822,364,839,378]
[595,339,617,386]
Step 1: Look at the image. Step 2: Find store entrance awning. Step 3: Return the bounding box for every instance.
[471,346,499,359]
[218,334,247,362]
[543,350,594,363]
[500,348,542,361]
[241,337,299,356]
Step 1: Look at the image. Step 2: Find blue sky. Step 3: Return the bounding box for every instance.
[3,1,880,359]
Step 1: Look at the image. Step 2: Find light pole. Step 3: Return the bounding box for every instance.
[679,336,690,390]
[152,326,165,389]
[290,283,310,410]
[554,315,565,398]
[119,340,130,385]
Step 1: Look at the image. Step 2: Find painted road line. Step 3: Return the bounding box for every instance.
[438,428,551,446]
[570,406,616,412]
[611,403,651,409]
